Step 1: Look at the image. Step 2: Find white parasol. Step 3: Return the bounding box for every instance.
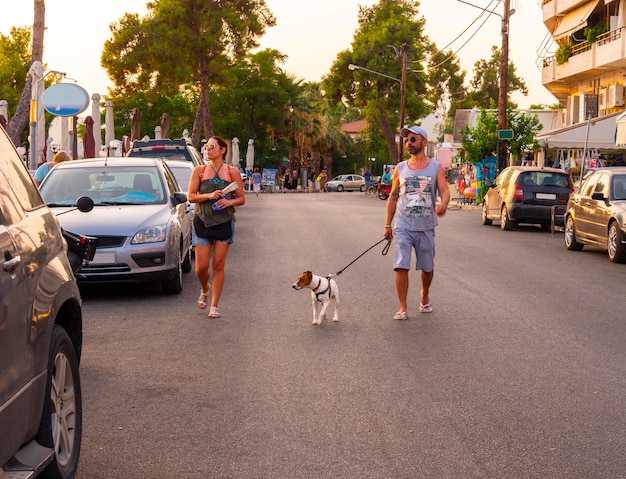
[105,100,115,147]
[246,139,254,172]
[231,137,240,166]
[91,93,102,155]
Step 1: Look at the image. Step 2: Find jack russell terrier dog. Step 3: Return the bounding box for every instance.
[292,271,339,325]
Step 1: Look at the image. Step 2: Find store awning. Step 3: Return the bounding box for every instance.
[553,0,600,40]
[535,111,622,149]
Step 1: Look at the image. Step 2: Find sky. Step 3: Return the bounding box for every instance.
[0,0,558,110]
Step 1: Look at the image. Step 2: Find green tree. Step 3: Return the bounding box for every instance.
[464,45,528,109]
[102,0,275,148]
[460,107,541,166]
[7,0,45,147]
[324,0,429,164]
[460,108,498,165]
[0,27,31,120]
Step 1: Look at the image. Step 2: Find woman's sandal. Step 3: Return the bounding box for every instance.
[419,303,433,313]
[197,288,210,310]
[393,311,408,320]
[208,307,220,319]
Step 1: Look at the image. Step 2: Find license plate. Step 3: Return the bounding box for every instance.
[536,193,556,200]
[91,252,115,264]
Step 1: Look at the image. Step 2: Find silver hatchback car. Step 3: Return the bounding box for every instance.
[39,157,193,293]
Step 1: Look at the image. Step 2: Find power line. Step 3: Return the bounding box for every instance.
[431,0,501,69]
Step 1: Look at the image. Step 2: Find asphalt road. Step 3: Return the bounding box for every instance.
[77,191,626,479]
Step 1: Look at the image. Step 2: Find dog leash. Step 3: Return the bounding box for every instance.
[329,238,391,278]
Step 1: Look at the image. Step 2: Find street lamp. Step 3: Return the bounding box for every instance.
[457,0,515,172]
[349,54,407,163]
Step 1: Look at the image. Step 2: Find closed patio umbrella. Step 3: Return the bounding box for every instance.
[83,116,95,158]
[91,93,102,155]
[231,137,240,166]
[246,139,254,171]
[105,100,115,147]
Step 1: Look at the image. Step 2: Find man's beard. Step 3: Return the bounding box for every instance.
[408,143,423,155]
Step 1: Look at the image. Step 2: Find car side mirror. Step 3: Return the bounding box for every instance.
[173,192,187,205]
[76,196,94,213]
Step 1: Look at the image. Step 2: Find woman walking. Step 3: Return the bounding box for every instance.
[188,136,245,318]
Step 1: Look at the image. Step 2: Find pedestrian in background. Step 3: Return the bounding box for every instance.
[319,169,328,193]
[383,125,450,320]
[33,150,71,187]
[252,167,262,196]
[364,169,372,191]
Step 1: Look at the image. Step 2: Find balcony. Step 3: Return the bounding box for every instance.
[542,27,626,100]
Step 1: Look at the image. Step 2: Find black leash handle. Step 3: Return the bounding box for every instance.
[332,238,391,277]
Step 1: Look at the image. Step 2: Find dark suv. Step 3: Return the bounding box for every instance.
[0,127,84,478]
[127,138,204,167]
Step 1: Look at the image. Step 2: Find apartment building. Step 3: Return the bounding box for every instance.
[539,0,626,160]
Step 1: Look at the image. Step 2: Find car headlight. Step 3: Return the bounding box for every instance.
[132,225,167,244]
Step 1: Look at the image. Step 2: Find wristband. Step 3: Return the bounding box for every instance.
[384,225,392,228]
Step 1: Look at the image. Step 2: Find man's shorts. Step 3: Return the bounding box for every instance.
[393,228,435,272]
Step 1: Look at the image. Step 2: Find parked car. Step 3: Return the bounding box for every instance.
[0,126,84,478]
[39,157,193,293]
[326,174,366,192]
[128,138,204,167]
[481,166,574,230]
[564,167,626,262]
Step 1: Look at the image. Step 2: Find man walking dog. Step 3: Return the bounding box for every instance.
[383,125,450,320]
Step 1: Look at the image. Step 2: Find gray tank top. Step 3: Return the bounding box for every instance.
[395,159,440,231]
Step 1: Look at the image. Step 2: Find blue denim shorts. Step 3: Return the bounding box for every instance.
[393,228,435,272]
[192,220,234,246]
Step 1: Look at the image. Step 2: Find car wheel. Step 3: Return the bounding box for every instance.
[359,184,366,192]
[162,247,183,294]
[36,325,82,479]
[481,202,492,225]
[564,216,584,251]
[337,185,344,192]
[500,205,514,230]
[607,222,626,263]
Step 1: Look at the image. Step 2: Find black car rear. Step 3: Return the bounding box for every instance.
[482,166,574,230]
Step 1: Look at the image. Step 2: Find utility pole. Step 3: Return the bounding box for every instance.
[497,0,512,173]
[398,45,408,162]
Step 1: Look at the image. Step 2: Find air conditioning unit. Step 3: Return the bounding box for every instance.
[608,84,625,107]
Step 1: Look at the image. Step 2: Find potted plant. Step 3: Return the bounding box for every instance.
[584,24,607,44]
[556,44,571,65]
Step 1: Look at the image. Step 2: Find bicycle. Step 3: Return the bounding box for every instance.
[366,182,378,198]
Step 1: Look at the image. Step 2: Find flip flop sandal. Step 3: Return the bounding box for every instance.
[208,307,220,319]
[419,303,433,313]
[197,288,210,310]
[393,311,408,320]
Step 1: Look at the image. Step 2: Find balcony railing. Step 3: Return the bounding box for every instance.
[542,26,624,68]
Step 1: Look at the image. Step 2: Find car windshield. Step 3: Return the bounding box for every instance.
[332,176,348,181]
[40,166,166,206]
